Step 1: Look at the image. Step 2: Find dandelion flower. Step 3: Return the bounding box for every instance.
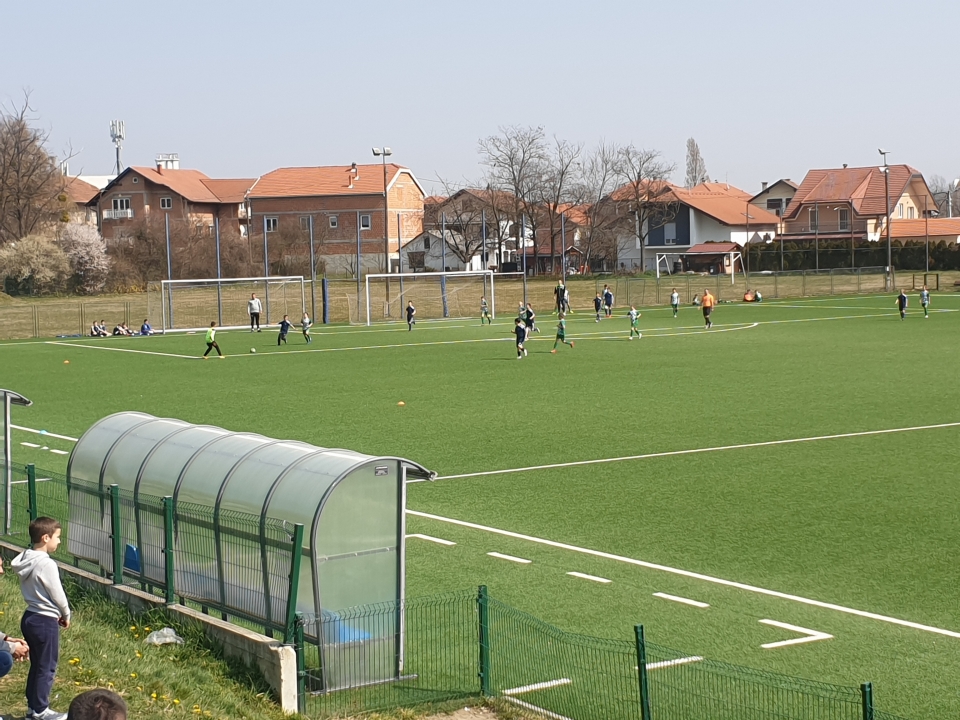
[151,693,157,699]
[173,699,180,705]
[130,672,137,678]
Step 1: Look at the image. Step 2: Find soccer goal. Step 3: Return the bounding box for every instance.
[363,270,500,326]
[911,273,939,291]
[147,276,306,333]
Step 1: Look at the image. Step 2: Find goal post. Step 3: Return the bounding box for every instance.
[149,276,306,333]
[363,270,499,326]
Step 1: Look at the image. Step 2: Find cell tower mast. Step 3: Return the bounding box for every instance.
[110,120,125,175]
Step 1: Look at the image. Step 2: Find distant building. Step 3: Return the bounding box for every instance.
[750,179,798,217]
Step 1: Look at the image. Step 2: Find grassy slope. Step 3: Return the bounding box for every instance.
[2,293,959,718]
[0,573,287,720]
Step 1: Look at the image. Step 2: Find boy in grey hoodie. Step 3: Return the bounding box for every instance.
[12,517,71,720]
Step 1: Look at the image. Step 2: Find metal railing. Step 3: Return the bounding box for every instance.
[102,209,134,220]
[293,587,909,720]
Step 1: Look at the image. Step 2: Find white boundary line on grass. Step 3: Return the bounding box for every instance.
[488,551,532,564]
[646,656,704,670]
[503,678,572,696]
[45,341,195,359]
[425,421,960,482]
[11,425,79,442]
[502,696,573,720]
[653,592,710,608]
[407,509,960,639]
[759,619,833,649]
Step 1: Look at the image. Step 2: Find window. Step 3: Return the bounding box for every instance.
[265,217,278,232]
[300,216,311,231]
[160,197,172,210]
[898,203,904,218]
[767,199,784,216]
[329,215,338,229]
[907,206,915,219]
[113,197,131,211]
[808,207,818,231]
[663,222,677,245]
[423,236,431,250]
[132,177,139,184]
[838,208,850,231]
[360,214,371,230]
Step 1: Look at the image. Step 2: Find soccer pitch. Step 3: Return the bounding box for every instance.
[3,292,959,718]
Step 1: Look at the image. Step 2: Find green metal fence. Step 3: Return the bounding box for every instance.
[0,467,911,719]
[294,587,909,720]
[1,463,301,641]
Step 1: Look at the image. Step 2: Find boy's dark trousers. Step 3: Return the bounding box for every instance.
[21,611,60,713]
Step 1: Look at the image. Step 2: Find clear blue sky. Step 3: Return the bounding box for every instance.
[4,0,958,193]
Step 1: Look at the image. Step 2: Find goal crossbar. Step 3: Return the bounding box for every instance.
[157,276,306,333]
[364,270,496,326]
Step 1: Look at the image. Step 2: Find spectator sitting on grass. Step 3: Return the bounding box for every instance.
[0,559,30,678]
[67,689,127,720]
[139,319,154,336]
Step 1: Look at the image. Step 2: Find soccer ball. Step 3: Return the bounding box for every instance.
[250,348,257,354]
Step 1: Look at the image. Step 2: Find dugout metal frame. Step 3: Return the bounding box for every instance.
[656,251,744,284]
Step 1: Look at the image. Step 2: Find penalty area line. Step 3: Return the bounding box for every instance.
[407,509,960,640]
[46,341,196,359]
[423,421,960,482]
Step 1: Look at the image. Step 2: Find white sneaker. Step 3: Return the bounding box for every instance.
[29,708,68,720]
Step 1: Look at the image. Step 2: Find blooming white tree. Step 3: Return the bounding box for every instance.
[60,224,110,294]
[0,235,71,294]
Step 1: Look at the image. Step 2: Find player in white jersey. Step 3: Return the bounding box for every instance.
[670,289,680,317]
[919,286,930,318]
[628,306,642,340]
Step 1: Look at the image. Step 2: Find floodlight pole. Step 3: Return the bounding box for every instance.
[165,214,174,326]
[356,211,363,317]
[263,215,271,323]
[441,213,446,272]
[308,215,317,322]
[560,211,567,280]
[373,147,393,316]
[521,214,528,307]
[214,217,223,326]
[880,150,892,291]
[2,389,32,534]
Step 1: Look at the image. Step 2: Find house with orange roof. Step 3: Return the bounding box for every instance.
[750,179,798,217]
[613,182,780,272]
[92,155,254,242]
[779,165,936,244]
[247,163,425,276]
[58,176,101,226]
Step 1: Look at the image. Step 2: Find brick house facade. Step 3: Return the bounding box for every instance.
[246,163,425,276]
[92,164,254,243]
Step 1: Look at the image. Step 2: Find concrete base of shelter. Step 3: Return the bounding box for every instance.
[0,541,298,714]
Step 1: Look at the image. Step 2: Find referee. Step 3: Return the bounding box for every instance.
[248,293,262,332]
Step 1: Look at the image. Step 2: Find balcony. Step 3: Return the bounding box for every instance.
[103,209,134,220]
[781,220,868,235]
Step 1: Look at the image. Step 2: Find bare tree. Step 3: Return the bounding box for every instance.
[479,126,547,272]
[614,146,677,271]
[0,93,74,244]
[928,174,960,217]
[685,138,709,188]
[576,142,625,271]
[427,183,491,266]
[535,137,583,274]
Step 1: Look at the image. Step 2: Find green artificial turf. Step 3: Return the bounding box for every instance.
[2,292,959,718]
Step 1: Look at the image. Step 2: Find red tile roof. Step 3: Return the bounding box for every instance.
[201,178,255,203]
[126,166,221,203]
[61,176,99,204]
[784,165,927,218]
[424,195,447,205]
[687,242,741,254]
[889,218,960,239]
[248,164,421,198]
[672,184,780,226]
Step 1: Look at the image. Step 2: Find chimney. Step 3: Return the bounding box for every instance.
[155,153,180,172]
[761,181,768,191]
[843,163,848,169]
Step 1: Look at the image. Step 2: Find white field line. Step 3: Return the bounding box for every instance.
[20,442,41,448]
[12,425,79,442]
[653,592,709,608]
[503,678,572,696]
[488,551,532,564]
[405,533,455,546]
[46,341,195,359]
[759,619,833,649]
[49,449,70,455]
[646,656,705,671]
[425,421,960,482]
[502,696,573,720]
[407,509,960,639]
[566,571,611,584]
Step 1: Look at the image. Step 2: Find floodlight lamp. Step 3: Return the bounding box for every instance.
[372,148,381,156]
[878,148,888,155]
[383,147,392,156]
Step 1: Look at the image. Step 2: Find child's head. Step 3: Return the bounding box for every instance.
[559,312,566,319]
[515,318,522,325]
[922,285,927,290]
[29,516,62,551]
[283,314,289,320]
[526,303,532,309]
[631,305,636,310]
[210,321,216,327]
[67,688,128,720]
[143,319,148,324]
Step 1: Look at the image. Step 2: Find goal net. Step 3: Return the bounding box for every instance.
[147,276,306,333]
[362,271,511,325]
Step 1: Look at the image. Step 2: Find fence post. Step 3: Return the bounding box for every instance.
[284,523,305,644]
[802,270,806,296]
[860,682,874,720]
[635,624,652,720]
[321,278,329,324]
[774,272,779,298]
[26,464,37,522]
[477,585,491,696]
[441,276,449,318]
[295,613,307,714]
[162,496,175,604]
[109,484,123,585]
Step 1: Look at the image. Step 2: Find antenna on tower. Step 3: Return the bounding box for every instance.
[110,120,125,175]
